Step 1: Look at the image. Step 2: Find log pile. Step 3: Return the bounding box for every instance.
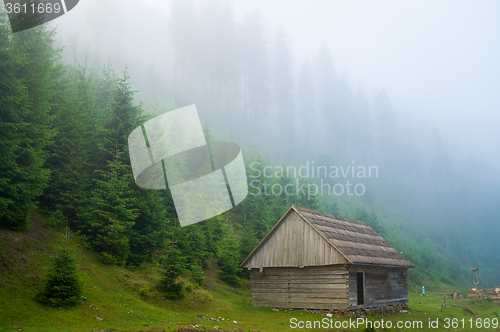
[468,287,500,303]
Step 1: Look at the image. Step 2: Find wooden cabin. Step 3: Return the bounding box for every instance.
[239,205,415,310]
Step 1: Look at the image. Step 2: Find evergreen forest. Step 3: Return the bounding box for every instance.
[1,1,499,308]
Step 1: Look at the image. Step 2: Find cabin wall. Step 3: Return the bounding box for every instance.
[244,211,347,268]
[250,265,349,310]
[349,266,409,309]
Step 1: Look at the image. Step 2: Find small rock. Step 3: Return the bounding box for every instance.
[233,321,237,324]
[96,317,103,321]
[326,313,332,318]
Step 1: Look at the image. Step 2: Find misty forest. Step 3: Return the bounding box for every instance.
[1,0,499,316]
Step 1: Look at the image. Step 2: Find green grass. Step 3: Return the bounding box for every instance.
[1,214,499,331]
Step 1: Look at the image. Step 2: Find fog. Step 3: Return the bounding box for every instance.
[50,0,500,168]
[43,0,500,283]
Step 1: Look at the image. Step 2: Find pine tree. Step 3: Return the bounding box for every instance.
[78,144,138,265]
[216,229,241,287]
[76,70,141,265]
[373,88,399,211]
[352,86,372,164]
[0,12,56,230]
[160,245,185,300]
[42,55,98,222]
[196,1,239,137]
[317,45,339,153]
[336,76,353,159]
[36,231,82,307]
[274,25,295,154]
[170,0,198,97]
[297,59,315,152]
[239,10,270,137]
[355,206,385,236]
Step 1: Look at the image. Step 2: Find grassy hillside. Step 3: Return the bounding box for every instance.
[1,213,499,332]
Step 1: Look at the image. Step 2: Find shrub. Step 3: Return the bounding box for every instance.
[139,286,150,297]
[189,264,205,287]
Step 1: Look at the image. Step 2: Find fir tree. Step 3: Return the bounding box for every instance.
[216,229,241,287]
[78,142,138,265]
[160,246,185,300]
[239,10,270,136]
[0,12,56,230]
[274,25,295,157]
[36,230,82,307]
[42,55,98,222]
[297,59,315,152]
[317,45,338,153]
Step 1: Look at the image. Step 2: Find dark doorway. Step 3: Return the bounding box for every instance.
[356,272,364,306]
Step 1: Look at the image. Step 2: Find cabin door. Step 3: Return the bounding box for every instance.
[356,272,365,306]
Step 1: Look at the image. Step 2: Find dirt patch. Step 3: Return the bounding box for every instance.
[27,213,46,240]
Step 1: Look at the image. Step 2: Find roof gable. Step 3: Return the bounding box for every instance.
[239,207,349,269]
[240,205,415,269]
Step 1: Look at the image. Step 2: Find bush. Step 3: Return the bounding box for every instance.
[46,209,66,230]
[139,286,150,297]
[36,246,82,307]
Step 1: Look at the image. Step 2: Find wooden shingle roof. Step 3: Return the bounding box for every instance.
[240,205,414,269]
[293,206,414,268]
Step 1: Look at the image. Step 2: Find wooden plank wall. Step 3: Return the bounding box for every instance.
[251,265,349,310]
[349,266,409,309]
[244,211,347,269]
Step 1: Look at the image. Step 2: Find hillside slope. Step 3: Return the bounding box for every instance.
[0,213,253,331]
[1,214,499,332]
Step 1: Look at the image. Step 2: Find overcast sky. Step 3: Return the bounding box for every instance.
[50,0,500,168]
